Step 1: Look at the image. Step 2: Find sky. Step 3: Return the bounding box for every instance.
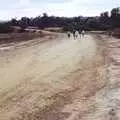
[0,0,120,20]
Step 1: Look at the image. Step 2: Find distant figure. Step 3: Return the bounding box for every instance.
[75,31,79,39]
[81,30,85,37]
[79,30,82,38]
[73,30,76,40]
[67,31,71,38]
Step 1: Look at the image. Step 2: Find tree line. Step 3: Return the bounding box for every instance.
[0,7,120,33]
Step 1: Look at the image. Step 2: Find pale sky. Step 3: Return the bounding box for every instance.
[0,0,120,20]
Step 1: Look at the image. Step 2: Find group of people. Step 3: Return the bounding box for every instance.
[67,30,85,39]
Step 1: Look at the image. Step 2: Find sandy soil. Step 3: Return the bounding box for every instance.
[0,33,108,120]
[81,35,120,120]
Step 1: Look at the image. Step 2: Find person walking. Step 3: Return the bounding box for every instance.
[73,30,76,40]
[79,30,82,38]
[81,30,85,37]
[67,31,71,38]
[75,31,79,39]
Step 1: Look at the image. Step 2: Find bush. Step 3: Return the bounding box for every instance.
[0,22,13,33]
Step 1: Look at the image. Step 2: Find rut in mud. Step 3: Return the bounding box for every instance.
[0,34,107,120]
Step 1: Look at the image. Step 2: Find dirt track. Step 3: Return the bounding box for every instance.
[0,34,109,120]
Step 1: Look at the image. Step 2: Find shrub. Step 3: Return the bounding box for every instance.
[0,22,13,33]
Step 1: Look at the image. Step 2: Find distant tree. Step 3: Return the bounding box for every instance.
[111,8,120,28]
[19,17,30,30]
[0,22,13,33]
[10,18,18,26]
[43,13,48,17]
[2,7,120,33]
[100,12,110,25]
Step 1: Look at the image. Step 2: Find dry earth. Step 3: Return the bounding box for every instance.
[0,33,119,120]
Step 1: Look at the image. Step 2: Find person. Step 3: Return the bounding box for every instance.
[79,30,82,38]
[75,31,79,39]
[73,30,76,40]
[81,30,85,37]
[67,31,71,38]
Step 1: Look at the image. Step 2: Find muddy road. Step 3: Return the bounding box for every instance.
[0,33,110,120]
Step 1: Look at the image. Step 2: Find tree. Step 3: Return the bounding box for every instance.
[43,13,48,17]
[100,12,110,25]
[111,8,120,28]
[19,17,30,30]
[11,18,18,26]
[0,22,13,33]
